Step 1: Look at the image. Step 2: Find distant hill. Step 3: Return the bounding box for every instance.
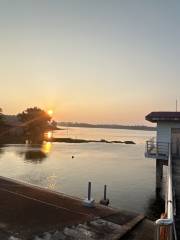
[58,122,156,131]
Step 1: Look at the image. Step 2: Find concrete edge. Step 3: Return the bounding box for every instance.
[0,176,120,212]
[112,214,145,239]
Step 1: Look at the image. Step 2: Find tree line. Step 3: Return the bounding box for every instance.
[0,107,57,144]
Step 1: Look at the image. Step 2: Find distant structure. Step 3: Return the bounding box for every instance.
[145,112,180,238]
[145,111,180,192]
[145,112,180,158]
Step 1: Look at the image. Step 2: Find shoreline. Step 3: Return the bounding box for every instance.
[0,137,136,145]
[52,137,136,144]
[58,123,155,132]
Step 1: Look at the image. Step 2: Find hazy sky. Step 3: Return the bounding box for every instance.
[0,0,179,124]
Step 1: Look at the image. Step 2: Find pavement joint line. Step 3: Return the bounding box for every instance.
[0,187,94,218]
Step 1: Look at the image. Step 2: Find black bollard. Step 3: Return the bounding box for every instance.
[100,185,110,206]
[83,181,95,208]
[88,182,91,201]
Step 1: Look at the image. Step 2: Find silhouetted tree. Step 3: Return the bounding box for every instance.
[0,108,3,120]
[51,120,58,129]
[0,108,5,126]
[17,107,51,143]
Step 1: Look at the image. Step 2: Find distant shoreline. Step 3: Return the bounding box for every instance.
[58,122,156,131]
[0,137,135,145]
[53,138,135,144]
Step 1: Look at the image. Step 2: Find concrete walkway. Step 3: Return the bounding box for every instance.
[172,157,180,238]
[0,176,152,239]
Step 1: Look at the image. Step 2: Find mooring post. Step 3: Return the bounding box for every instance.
[83,182,95,208]
[104,184,107,200]
[88,181,91,201]
[100,184,110,206]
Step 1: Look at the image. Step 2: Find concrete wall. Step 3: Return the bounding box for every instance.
[157,122,180,143]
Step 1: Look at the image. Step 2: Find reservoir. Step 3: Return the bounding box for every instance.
[0,127,157,215]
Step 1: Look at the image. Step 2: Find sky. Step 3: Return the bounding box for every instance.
[0,0,179,125]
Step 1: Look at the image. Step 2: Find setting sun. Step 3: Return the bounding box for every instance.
[47,109,53,116]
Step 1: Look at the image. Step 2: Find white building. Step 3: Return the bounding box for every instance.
[145,112,180,160]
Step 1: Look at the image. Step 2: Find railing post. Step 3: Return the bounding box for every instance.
[169,224,173,240]
[156,225,160,240]
[155,142,176,240]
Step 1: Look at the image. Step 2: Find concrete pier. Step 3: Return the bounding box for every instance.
[0,176,154,239]
[155,159,168,196]
[172,157,180,238]
[156,159,163,193]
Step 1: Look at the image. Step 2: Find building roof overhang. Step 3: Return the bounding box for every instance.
[146,112,180,123]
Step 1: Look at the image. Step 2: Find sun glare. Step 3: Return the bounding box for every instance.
[42,142,52,154]
[47,131,52,139]
[47,109,53,116]
[44,131,53,141]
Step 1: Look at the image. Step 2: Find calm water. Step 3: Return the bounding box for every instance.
[0,127,157,215]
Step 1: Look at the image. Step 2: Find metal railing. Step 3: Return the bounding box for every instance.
[155,143,177,240]
[145,140,169,160]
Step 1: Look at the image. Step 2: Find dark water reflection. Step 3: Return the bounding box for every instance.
[24,150,47,163]
[16,144,48,163]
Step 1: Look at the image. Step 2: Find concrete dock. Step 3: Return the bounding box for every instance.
[0,176,154,239]
[172,157,180,238]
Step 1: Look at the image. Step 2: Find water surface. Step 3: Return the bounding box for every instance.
[0,128,156,215]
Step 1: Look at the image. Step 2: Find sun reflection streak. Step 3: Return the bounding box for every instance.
[41,142,52,154]
[44,131,53,141]
[47,174,57,190]
[47,131,53,139]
